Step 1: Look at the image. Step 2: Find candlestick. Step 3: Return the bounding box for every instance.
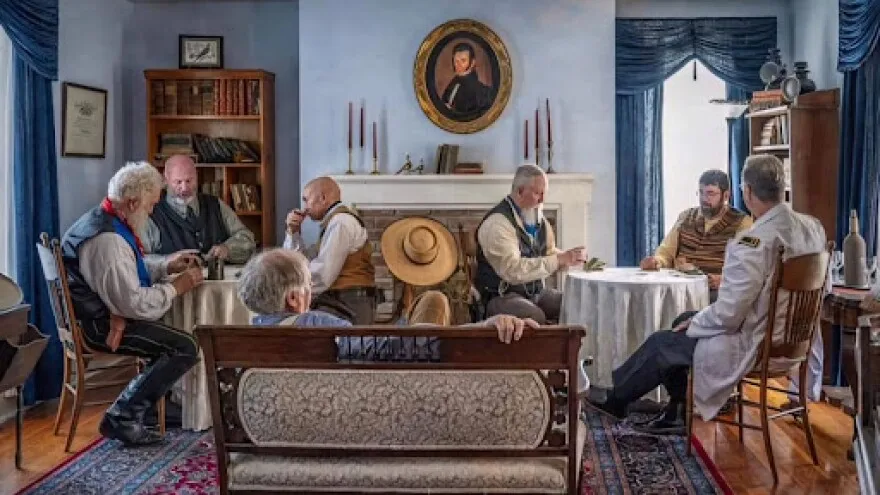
[372,121,377,160]
[346,148,354,175]
[347,102,352,150]
[546,98,552,144]
[535,108,541,167]
[360,104,365,148]
[524,120,529,160]
[371,157,380,175]
[546,141,556,174]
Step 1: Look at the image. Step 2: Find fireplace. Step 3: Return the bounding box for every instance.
[333,173,594,321]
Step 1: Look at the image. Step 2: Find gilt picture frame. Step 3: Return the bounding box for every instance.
[179,35,224,69]
[414,19,512,134]
[61,82,108,158]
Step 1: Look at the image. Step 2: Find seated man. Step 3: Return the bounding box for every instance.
[141,154,256,264]
[586,155,824,434]
[475,164,586,324]
[283,176,376,325]
[62,161,204,445]
[237,249,536,357]
[640,170,752,302]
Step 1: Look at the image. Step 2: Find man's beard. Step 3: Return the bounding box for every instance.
[128,208,150,233]
[171,193,195,207]
[701,203,724,218]
[521,206,541,226]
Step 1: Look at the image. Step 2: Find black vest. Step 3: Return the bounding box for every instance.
[475,198,550,300]
[149,192,229,255]
[61,206,120,321]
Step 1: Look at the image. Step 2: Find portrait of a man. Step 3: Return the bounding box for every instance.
[414,19,512,134]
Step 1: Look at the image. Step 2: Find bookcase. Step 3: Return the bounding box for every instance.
[144,69,276,247]
[747,88,840,241]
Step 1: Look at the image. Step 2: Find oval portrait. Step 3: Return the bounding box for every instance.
[414,19,512,134]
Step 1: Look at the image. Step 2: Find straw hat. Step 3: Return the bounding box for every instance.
[381,217,458,287]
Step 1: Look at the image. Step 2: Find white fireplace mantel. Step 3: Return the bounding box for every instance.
[332,173,594,252]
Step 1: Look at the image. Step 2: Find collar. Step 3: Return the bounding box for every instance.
[100,197,146,255]
[252,311,301,325]
[751,203,787,230]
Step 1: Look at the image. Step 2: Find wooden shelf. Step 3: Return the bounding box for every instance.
[753,144,790,153]
[150,114,261,120]
[748,105,790,118]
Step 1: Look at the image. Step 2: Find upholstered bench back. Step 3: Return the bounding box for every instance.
[196,325,586,495]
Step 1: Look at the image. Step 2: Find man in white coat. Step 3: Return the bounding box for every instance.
[585,154,826,434]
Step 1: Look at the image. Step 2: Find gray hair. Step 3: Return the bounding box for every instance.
[107,161,163,204]
[511,164,546,194]
[237,248,311,314]
[742,154,785,202]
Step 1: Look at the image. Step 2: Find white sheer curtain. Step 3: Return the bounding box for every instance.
[0,27,13,278]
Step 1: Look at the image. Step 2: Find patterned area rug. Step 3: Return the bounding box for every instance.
[19,412,731,494]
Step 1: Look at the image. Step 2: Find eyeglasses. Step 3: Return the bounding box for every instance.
[696,190,722,200]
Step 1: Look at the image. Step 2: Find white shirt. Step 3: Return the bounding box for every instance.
[686,203,827,419]
[282,203,369,294]
[78,233,178,321]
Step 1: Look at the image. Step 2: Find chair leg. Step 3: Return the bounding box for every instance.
[158,396,166,435]
[759,379,778,485]
[798,362,820,465]
[52,358,72,435]
[686,369,694,456]
[65,373,86,452]
[737,381,744,444]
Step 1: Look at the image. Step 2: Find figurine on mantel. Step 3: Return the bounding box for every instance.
[395,154,414,175]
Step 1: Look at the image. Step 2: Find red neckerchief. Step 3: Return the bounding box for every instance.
[101,197,146,255]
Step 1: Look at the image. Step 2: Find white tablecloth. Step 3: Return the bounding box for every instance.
[164,266,253,431]
[560,268,710,393]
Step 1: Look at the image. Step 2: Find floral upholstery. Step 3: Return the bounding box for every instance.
[237,369,550,449]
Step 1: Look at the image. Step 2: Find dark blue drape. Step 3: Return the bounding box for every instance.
[726,84,750,212]
[837,0,880,259]
[615,17,775,266]
[0,0,62,405]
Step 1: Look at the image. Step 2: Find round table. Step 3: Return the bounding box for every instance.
[560,267,710,393]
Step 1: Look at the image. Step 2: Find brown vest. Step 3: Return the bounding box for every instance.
[318,205,375,290]
[677,207,748,275]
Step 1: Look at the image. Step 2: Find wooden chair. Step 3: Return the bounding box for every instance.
[685,241,832,484]
[35,233,165,451]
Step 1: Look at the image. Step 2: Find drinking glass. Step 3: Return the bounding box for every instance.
[831,251,844,284]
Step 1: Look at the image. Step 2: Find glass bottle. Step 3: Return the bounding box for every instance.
[844,209,868,287]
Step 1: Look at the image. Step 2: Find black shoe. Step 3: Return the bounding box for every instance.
[582,386,626,421]
[634,402,686,435]
[99,414,163,446]
[143,398,183,429]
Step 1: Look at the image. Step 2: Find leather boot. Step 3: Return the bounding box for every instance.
[634,401,686,435]
[99,378,164,446]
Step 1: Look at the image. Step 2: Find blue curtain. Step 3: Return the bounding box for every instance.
[615,17,775,266]
[837,0,880,258]
[0,0,62,405]
[726,84,750,212]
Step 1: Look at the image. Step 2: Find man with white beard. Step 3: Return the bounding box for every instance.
[62,161,204,446]
[141,154,255,264]
[474,164,587,324]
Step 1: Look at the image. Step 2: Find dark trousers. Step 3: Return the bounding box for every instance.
[612,311,698,404]
[81,318,199,423]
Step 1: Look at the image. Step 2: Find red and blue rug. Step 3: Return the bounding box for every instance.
[17,409,731,494]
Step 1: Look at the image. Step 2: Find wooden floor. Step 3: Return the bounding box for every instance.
[0,390,861,495]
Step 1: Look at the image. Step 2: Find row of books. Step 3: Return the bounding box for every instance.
[158,133,261,164]
[198,181,261,212]
[759,115,789,146]
[151,79,261,116]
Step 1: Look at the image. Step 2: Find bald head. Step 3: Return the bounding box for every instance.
[302,176,342,220]
[164,155,198,202]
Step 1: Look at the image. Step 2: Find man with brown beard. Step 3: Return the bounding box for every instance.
[61,161,204,446]
[640,169,753,301]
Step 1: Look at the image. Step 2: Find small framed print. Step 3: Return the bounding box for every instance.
[61,82,107,158]
[179,35,224,69]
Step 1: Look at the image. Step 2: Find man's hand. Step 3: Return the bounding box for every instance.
[557,246,587,268]
[286,209,306,234]
[106,314,126,352]
[171,267,204,295]
[673,318,691,332]
[640,256,659,271]
[707,273,721,290]
[207,244,230,261]
[166,251,200,274]
[486,314,540,343]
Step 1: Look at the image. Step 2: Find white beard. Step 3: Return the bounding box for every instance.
[171,194,195,207]
[128,209,150,233]
[521,206,540,226]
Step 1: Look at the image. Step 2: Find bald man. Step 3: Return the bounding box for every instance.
[141,155,256,264]
[282,177,376,325]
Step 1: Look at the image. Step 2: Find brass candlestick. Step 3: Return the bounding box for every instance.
[546,141,556,174]
[371,156,380,175]
[346,149,354,175]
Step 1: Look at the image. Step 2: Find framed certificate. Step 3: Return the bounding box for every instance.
[61,82,107,158]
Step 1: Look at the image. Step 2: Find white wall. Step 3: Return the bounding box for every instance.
[662,62,729,231]
[792,0,842,92]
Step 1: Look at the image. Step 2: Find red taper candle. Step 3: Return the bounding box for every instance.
[372,121,377,160]
[359,104,365,148]
[524,120,529,160]
[347,102,352,150]
[546,98,552,144]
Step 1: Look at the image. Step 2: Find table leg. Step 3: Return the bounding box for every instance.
[15,385,22,469]
[841,329,858,461]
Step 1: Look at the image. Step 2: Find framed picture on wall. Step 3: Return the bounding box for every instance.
[413,19,512,134]
[179,35,224,69]
[61,82,107,158]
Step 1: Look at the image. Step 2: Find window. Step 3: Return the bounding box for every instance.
[662,61,729,231]
[0,27,12,277]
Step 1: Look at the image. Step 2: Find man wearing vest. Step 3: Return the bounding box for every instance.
[283,176,376,325]
[640,169,753,302]
[141,154,256,264]
[61,162,203,446]
[475,165,587,324]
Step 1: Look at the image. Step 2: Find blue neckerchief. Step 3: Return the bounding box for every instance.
[507,196,540,238]
[112,218,151,287]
